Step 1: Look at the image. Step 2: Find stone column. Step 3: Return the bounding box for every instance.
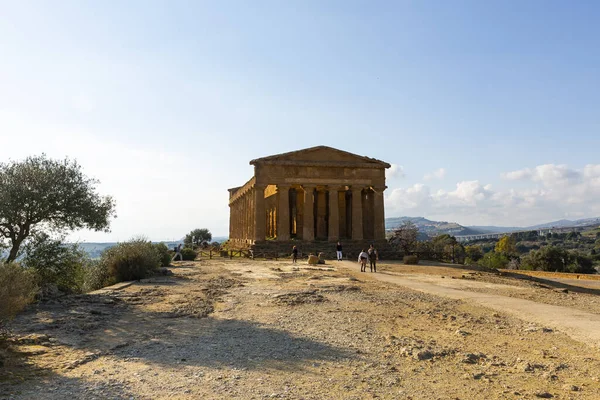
[277,185,291,241]
[316,189,327,239]
[229,203,234,240]
[244,193,248,240]
[328,187,340,241]
[233,200,238,240]
[246,192,251,240]
[351,187,363,240]
[237,197,244,239]
[373,187,386,240]
[241,194,246,240]
[249,192,255,242]
[302,185,315,241]
[253,185,266,242]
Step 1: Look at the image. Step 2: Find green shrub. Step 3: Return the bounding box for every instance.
[0,263,37,327]
[152,242,171,268]
[520,246,595,274]
[464,257,476,266]
[82,260,113,292]
[464,246,483,262]
[403,255,419,264]
[180,247,197,261]
[566,252,595,274]
[479,251,510,269]
[22,233,89,294]
[101,238,160,282]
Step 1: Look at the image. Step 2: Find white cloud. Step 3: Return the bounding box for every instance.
[386,163,405,179]
[502,164,582,187]
[502,168,532,181]
[385,163,600,226]
[423,167,446,181]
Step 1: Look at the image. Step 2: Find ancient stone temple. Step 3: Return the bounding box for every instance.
[227,146,391,257]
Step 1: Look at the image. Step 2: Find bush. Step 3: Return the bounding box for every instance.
[403,255,419,264]
[520,246,596,274]
[22,233,89,294]
[152,242,171,268]
[479,251,510,269]
[180,247,197,261]
[0,263,37,327]
[464,246,483,262]
[566,252,595,274]
[82,260,113,292]
[101,238,160,282]
[464,257,477,266]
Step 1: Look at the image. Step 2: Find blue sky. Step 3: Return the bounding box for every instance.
[1,1,599,241]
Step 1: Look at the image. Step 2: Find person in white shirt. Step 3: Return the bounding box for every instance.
[358,249,368,272]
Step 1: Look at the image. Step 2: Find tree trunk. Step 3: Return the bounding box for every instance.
[6,237,24,264]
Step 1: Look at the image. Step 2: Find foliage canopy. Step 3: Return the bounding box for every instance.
[184,228,212,247]
[0,155,116,263]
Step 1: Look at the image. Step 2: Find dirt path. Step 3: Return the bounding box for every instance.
[2,259,600,399]
[338,261,600,349]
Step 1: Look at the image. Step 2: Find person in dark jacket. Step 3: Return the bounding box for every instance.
[368,244,378,272]
[336,242,343,261]
[292,245,298,263]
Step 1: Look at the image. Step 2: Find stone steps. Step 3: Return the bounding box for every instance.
[250,240,399,260]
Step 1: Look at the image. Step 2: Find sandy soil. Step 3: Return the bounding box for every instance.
[1,258,600,399]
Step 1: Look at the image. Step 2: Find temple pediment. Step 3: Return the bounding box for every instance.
[250,146,390,168]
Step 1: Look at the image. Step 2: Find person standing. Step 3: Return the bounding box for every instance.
[336,241,343,261]
[368,244,378,273]
[358,249,368,272]
[172,243,183,261]
[292,245,298,263]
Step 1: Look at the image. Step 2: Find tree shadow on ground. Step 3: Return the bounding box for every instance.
[107,316,355,371]
[0,344,138,400]
[502,272,600,296]
[6,282,356,376]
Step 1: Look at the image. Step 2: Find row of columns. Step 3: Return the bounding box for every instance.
[258,184,384,242]
[231,184,385,242]
[229,187,255,241]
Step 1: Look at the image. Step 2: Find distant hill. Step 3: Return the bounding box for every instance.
[525,217,600,230]
[465,225,520,234]
[385,217,485,237]
[386,216,600,238]
[76,236,229,259]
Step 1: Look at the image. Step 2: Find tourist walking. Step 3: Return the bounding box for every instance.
[368,244,378,272]
[358,249,368,272]
[172,243,183,261]
[336,241,343,261]
[292,245,298,263]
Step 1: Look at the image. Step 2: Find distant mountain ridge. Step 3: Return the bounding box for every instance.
[385,217,485,237]
[76,236,229,258]
[385,216,600,237]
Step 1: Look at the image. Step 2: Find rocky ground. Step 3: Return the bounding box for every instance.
[1,258,599,399]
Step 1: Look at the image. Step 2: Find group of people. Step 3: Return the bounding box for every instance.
[290,241,378,272]
[358,245,378,272]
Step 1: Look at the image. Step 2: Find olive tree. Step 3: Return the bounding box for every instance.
[0,155,116,263]
[184,228,212,248]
